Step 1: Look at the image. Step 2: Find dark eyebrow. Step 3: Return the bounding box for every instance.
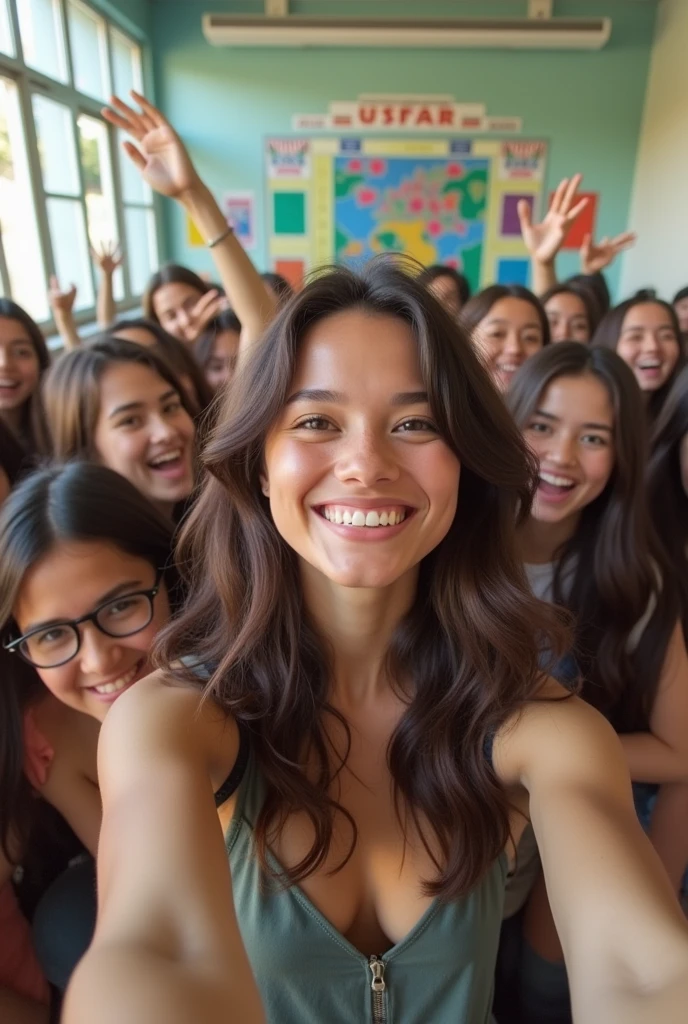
[109,389,177,419]
[485,317,541,329]
[285,389,429,406]
[21,580,144,634]
[534,409,613,432]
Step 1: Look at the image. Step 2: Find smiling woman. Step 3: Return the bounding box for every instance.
[41,340,197,519]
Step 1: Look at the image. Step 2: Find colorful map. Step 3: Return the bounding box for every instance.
[265,137,547,292]
[334,156,489,291]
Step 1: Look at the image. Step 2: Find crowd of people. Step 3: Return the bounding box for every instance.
[1,90,688,1024]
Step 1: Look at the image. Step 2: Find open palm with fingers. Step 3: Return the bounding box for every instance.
[48,275,77,315]
[580,231,636,275]
[182,290,229,343]
[102,91,201,200]
[91,240,124,276]
[518,174,589,265]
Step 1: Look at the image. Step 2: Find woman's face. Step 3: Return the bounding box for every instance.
[0,318,41,419]
[545,292,591,343]
[427,275,463,318]
[524,373,615,532]
[152,282,204,340]
[262,310,461,591]
[205,329,240,393]
[615,303,680,394]
[13,540,170,721]
[674,297,688,335]
[472,297,545,392]
[93,362,196,510]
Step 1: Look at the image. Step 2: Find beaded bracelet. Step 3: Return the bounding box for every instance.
[207,225,234,249]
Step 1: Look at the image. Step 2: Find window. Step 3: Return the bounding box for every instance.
[0,0,155,328]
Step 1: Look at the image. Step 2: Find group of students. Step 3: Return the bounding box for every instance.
[1,90,688,1024]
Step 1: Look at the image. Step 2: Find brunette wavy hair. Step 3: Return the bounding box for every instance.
[508,342,679,732]
[156,260,568,900]
[591,297,685,422]
[0,298,50,455]
[142,263,213,323]
[417,265,472,308]
[647,366,688,641]
[105,317,214,415]
[41,338,196,461]
[0,462,179,864]
[460,284,551,346]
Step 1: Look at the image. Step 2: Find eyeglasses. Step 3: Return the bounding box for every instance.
[3,570,163,669]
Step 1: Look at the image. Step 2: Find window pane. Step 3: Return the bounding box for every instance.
[16,0,68,83]
[77,114,123,300]
[0,77,48,321]
[110,27,142,98]
[117,129,151,204]
[0,0,14,57]
[67,0,109,101]
[124,206,157,296]
[33,94,80,196]
[46,197,94,310]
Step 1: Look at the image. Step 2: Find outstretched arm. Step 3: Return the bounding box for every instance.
[495,688,688,1023]
[102,92,276,356]
[518,174,589,296]
[63,678,264,1024]
[91,242,124,328]
[47,276,80,350]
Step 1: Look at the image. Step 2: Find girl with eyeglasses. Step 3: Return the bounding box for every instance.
[0,462,179,1020]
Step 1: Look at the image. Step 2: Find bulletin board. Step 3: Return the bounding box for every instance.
[265,137,548,291]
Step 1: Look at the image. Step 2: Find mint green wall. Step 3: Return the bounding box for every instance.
[147,1,656,297]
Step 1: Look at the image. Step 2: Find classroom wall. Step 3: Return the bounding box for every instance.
[620,0,688,302]
[147,0,656,298]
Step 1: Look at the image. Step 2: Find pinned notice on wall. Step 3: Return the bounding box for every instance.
[221,191,256,250]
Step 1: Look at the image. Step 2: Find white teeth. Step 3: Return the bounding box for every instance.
[540,471,575,488]
[638,361,660,369]
[150,449,182,467]
[320,506,407,527]
[0,379,19,387]
[92,663,139,696]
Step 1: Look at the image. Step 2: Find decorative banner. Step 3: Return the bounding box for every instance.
[265,136,547,290]
[291,94,522,134]
[221,191,256,249]
[266,138,311,178]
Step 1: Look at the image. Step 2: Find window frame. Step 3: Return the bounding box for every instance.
[0,0,158,331]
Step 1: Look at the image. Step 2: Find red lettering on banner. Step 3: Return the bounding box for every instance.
[416,107,433,126]
[399,106,412,125]
[439,107,454,126]
[383,106,394,125]
[359,106,376,125]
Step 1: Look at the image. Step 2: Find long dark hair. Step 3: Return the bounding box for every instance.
[41,339,196,461]
[591,297,685,421]
[540,281,603,340]
[460,284,551,345]
[417,265,472,307]
[508,342,678,732]
[647,366,688,641]
[261,272,294,308]
[0,299,50,454]
[0,462,178,864]
[156,261,568,900]
[106,317,214,414]
[0,417,26,491]
[143,264,212,323]
[194,308,242,370]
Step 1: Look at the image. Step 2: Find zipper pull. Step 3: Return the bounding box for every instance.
[369,955,386,992]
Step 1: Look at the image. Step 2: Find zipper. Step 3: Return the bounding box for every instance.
[368,955,388,1023]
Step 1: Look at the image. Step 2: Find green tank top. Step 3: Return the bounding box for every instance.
[225,750,507,1023]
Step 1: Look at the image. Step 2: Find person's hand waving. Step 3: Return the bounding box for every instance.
[102,91,201,201]
[518,174,589,266]
[580,231,637,275]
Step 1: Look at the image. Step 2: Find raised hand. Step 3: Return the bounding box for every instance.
[91,240,124,276]
[102,91,201,200]
[518,174,589,265]
[580,231,637,275]
[48,275,77,315]
[180,289,229,343]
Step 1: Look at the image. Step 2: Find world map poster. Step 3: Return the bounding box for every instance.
[265,137,548,292]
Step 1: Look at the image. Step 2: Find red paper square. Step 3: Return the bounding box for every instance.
[275,259,305,292]
[547,191,598,250]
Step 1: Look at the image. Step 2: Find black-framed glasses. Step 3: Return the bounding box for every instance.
[3,570,163,669]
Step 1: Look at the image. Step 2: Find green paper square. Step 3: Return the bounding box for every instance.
[274,192,306,235]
